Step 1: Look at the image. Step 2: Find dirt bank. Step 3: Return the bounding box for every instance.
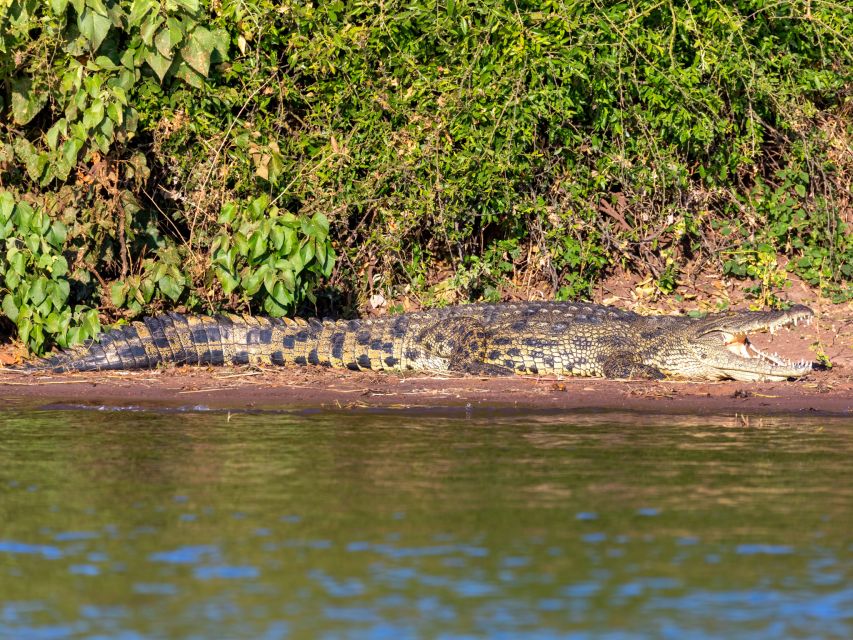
[1,362,850,417]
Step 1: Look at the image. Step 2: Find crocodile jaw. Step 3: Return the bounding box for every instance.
[716,334,812,381]
[695,306,814,381]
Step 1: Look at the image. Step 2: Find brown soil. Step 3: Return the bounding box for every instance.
[0,364,850,416]
[1,275,850,416]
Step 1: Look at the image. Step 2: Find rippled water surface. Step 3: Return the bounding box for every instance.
[0,406,850,639]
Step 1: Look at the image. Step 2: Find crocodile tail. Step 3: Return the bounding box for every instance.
[14,313,299,373]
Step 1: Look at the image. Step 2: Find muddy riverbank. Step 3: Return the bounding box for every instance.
[1,364,850,416]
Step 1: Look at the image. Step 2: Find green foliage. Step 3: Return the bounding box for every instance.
[211,196,334,316]
[721,160,853,303]
[1,0,851,353]
[108,246,189,314]
[1,0,228,186]
[0,193,100,353]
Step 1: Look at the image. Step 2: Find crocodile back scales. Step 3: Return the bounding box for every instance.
[24,302,642,375]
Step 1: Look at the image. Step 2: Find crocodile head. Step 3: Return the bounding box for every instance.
[659,305,815,381]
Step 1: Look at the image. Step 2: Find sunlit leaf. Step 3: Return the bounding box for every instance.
[180,25,216,77]
[50,0,69,15]
[10,78,47,125]
[145,49,173,82]
[77,8,112,53]
[158,274,183,302]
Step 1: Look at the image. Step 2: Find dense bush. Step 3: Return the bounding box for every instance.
[1,0,851,353]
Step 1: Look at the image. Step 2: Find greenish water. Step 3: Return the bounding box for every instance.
[0,406,850,639]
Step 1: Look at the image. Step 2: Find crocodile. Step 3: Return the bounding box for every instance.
[8,302,815,381]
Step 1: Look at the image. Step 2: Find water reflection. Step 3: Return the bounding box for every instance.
[0,409,850,638]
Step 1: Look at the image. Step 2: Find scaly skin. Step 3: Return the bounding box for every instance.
[11,302,815,381]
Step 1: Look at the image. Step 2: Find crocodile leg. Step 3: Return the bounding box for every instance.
[417,317,513,375]
[601,354,665,380]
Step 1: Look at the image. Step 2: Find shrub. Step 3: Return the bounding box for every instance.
[1,0,851,353]
[0,193,100,352]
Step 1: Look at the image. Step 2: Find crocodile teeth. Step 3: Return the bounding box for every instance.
[743,342,810,371]
[757,310,813,335]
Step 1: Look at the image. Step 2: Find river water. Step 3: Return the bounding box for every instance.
[0,406,850,639]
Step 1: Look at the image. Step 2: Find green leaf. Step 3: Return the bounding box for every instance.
[10,78,47,125]
[241,267,265,296]
[218,203,237,224]
[271,280,292,306]
[314,239,326,266]
[140,277,156,303]
[180,25,215,77]
[795,184,806,198]
[46,120,66,150]
[145,49,173,82]
[45,312,63,334]
[82,310,100,338]
[0,192,14,223]
[269,225,285,251]
[249,231,266,260]
[113,84,129,105]
[62,138,84,168]
[86,0,109,14]
[128,0,157,26]
[172,61,205,89]
[78,8,112,53]
[5,270,20,289]
[29,278,48,306]
[140,15,164,46]
[214,246,237,271]
[94,55,119,70]
[299,241,315,265]
[323,247,335,277]
[248,195,268,219]
[9,252,27,278]
[210,28,230,59]
[282,227,296,255]
[154,25,177,58]
[29,323,45,352]
[107,102,123,126]
[51,256,69,278]
[51,280,70,308]
[50,0,70,15]
[83,98,105,129]
[151,261,167,282]
[67,326,84,346]
[280,268,295,292]
[18,318,33,346]
[263,270,277,296]
[46,221,67,248]
[110,282,126,307]
[158,274,183,301]
[263,295,288,317]
[12,201,33,228]
[234,232,249,256]
[216,268,240,294]
[172,0,199,12]
[310,212,330,239]
[2,294,18,322]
